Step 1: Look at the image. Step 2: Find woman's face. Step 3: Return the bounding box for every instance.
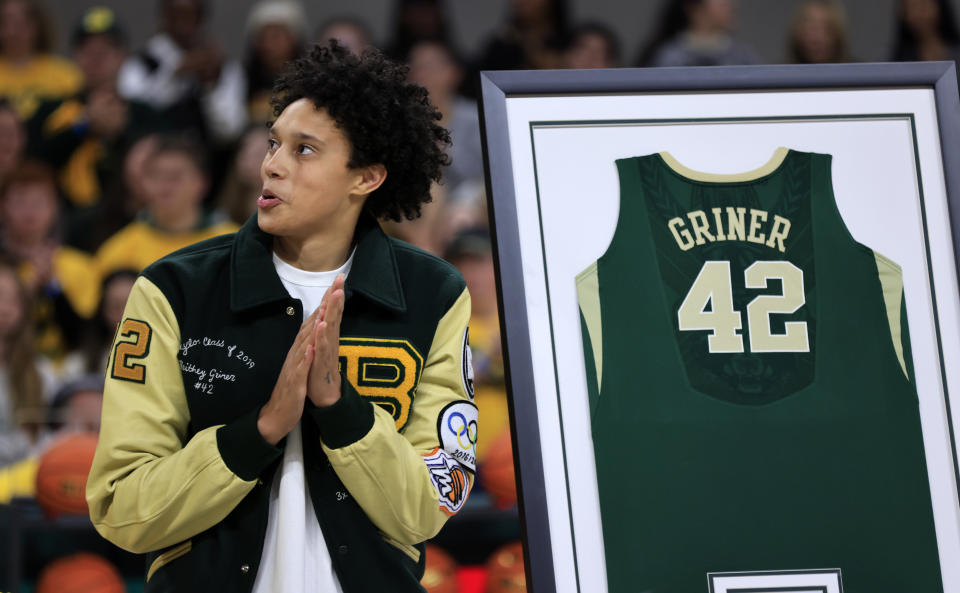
[795,2,838,63]
[254,23,298,71]
[1,180,57,244]
[143,151,207,221]
[407,41,460,100]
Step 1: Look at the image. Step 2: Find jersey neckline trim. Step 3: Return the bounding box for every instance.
[658,146,790,183]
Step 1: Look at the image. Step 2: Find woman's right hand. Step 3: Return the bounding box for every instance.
[256,307,319,445]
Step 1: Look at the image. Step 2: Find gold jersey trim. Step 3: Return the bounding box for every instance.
[576,262,603,393]
[659,147,790,183]
[874,251,909,380]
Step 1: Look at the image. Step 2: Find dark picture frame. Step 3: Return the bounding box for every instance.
[478,62,960,593]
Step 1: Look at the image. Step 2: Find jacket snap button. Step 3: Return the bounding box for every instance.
[240,564,250,574]
[338,545,349,555]
[285,306,295,316]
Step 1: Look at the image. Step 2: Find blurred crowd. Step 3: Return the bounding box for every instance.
[0,0,955,587]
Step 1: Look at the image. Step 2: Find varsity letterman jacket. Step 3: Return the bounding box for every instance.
[86,213,478,593]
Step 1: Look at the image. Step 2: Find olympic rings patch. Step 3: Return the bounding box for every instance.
[437,401,478,473]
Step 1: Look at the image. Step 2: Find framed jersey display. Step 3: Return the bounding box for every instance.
[478,62,960,593]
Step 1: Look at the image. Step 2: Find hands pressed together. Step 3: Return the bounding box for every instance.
[257,274,346,446]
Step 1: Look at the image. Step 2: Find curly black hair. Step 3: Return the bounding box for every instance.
[271,41,450,221]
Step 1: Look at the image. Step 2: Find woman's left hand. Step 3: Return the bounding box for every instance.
[307,274,346,407]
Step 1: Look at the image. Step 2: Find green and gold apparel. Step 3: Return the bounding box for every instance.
[86,213,478,593]
[577,148,943,593]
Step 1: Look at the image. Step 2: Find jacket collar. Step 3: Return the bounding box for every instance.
[230,212,407,313]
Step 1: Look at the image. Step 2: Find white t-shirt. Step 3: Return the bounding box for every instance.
[251,251,354,593]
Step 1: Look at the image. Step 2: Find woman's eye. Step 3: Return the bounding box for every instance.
[267,138,278,150]
[297,144,315,155]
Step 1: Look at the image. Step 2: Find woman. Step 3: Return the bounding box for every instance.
[87,42,477,593]
[892,0,960,64]
[788,0,851,64]
[0,0,82,118]
[0,160,97,363]
[243,0,306,124]
[476,0,570,71]
[635,0,759,67]
[0,262,47,466]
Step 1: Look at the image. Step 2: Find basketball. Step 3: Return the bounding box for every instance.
[36,552,126,593]
[35,432,99,518]
[421,544,458,593]
[485,541,526,593]
[480,429,517,508]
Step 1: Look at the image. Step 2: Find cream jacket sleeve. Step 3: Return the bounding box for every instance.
[86,277,269,553]
[306,286,477,545]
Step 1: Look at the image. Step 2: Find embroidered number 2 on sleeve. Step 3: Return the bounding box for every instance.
[111,319,152,383]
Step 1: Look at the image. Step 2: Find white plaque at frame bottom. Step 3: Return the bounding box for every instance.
[708,569,843,593]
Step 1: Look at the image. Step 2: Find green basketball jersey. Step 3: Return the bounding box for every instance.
[576,148,943,592]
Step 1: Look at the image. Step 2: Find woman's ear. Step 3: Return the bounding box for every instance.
[354,163,387,197]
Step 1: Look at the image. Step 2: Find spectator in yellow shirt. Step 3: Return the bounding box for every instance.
[0,0,82,118]
[95,134,238,276]
[0,160,97,362]
[26,6,163,250]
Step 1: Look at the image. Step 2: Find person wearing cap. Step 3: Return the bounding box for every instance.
[117,0,246,144]
[0,0,82,119]
[25,6,162,250]
[244,0,306,124]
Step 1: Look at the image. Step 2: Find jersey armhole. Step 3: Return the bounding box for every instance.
[576,262,603,394]
[873,251,910,381]
[816,153,880,262]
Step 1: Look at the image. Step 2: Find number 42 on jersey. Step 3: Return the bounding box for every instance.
[678,260,810,354]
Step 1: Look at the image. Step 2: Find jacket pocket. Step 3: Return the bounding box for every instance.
[380,533,421,563]
[147,540,192,582]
